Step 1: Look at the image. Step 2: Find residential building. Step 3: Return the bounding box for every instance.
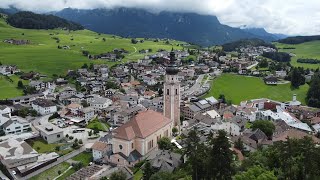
[36,123,64,144]
[92,141,109,161]
[32,99,57,115]
[2,116,31,135]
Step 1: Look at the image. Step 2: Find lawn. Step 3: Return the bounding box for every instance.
[134,169,143,180]
[0,75,27,99]
[26,138,73,156]
[72,152,92,166]
[205,74,308,105]
[29,162,70,180]
[275,41,320,69]
[86,119,110,132]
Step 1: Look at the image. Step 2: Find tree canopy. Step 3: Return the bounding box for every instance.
[7,11,84,30]
[252,120,275,137]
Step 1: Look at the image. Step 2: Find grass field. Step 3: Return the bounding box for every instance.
[205,74,308,104]
[275,41,320,69]
[0,75,28,99]
[26,139,73,156]
[0,17,183,76]
[0,17,183,99]
[29,162,70,180]
[72,152,92,166]
[86,119,110,132]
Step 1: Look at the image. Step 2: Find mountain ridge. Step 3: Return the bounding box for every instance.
[53,8,280,46]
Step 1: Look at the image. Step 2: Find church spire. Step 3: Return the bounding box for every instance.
[166,48,179,75]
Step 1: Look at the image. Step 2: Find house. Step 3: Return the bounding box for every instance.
[264,75,278,85]
[36,123,64,144]
[119,95,139,106]
[2,116,31,135]
[111,106,146,126]
[87,96,112,112]
[147,150,182,173]
[0,65,20,76]
[0,139,38,168]
[108,110,173,166]
[105,89,117,98]
[92,141,109,161]
[142,75,157,86]
[143,91,156,99]
[32,99,57,115]
[29,81,51,91]
[82,107,95,122]
[9,93,45,105]
[275,71,287,78]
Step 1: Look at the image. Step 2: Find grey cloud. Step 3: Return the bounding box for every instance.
[0,0,320,35]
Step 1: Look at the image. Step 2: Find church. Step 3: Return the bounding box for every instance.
[107,50,181,166]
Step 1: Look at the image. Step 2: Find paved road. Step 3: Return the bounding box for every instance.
[183,74,204,96]
[19,147,86,180]
[246,61,258,70]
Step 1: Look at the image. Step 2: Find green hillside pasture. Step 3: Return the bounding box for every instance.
[0,75,28,99]
[275,41,320,69]
[0,18,183,76]
[205,74,308,104]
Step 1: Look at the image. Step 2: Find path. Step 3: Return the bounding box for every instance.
[19,147,85,180]
[53,166,73,180]
[246,61,259,70]
[128,46,137,56]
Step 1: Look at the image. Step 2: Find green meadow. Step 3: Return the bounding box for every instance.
[275,41,320,69]
[0,18,183,76]
[205,74,308,105]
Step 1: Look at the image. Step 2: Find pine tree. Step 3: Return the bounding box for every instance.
[307,73,320,107]
[209,130,234,179]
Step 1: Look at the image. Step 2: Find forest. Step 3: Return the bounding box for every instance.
[7,11,84,30]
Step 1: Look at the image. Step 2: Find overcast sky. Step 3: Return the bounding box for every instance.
[1,0,320,36]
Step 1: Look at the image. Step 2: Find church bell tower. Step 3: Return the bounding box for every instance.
[163,49,180,128]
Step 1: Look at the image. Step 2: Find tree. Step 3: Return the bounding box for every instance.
[89,63,94,71]
[307,73,320,108]
[157,137,172,150]
[234,138,244,152]
[131,38,138,44]
[88,130,93,136]
[291,67,305,88]
[49,112,60,120]
[17,80,24,89]
[143,161,155,180]
[185,128,208,180]
[172,127,178,136]
[102,37,106,42]
[158,88,163,96]
[208,130,234,179]
[81,63,88,69]
[150,171,174,180]
[234,166,277,180]
[252,120,275,138]
[258,58,268,68]
[219,94,226,103]
[79,139,83,144]
[109,170,127,180]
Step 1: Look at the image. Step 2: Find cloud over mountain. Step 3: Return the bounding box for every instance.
[1,0,319,36]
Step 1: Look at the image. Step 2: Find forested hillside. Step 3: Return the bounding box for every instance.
[7,11,84,30]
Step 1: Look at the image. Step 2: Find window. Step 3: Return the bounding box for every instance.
[15,126,21,129]
[167,89,169,95]
[132,143,134,149]
[176,89,178,95]
[57,134,60,138]
[119,145,123,150]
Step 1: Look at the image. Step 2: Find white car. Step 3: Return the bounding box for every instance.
[12,171,16,175]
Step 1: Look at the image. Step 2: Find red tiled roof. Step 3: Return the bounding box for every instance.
[114,110,172,140]
[92,141,108,151]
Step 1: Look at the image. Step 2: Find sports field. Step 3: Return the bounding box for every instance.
[275,41,320,69]
[205,74,308,104]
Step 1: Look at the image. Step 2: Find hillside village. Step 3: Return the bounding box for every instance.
[0,38,320,180]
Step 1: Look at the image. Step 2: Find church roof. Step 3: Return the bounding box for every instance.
[114,110,172,140]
